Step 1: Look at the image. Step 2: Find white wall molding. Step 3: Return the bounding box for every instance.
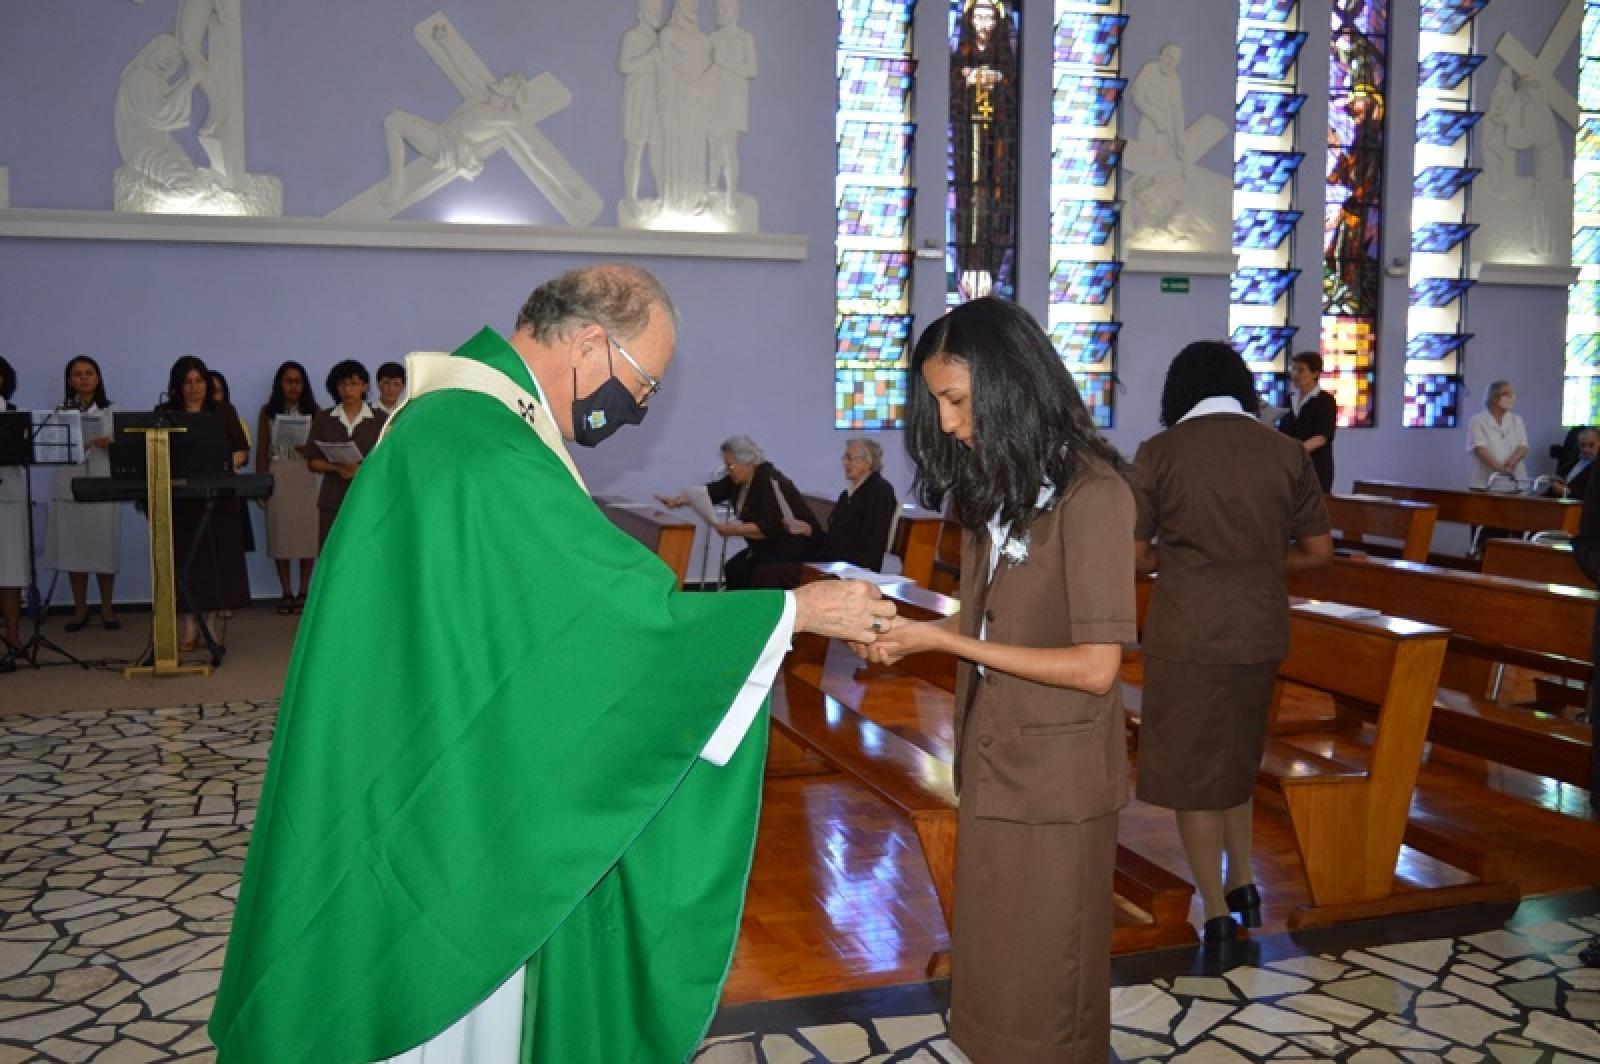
[1124,248,1238,276]
[0,208,807,261]
[1471,260,1581,287]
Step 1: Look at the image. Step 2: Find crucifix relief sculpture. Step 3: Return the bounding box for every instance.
[1123,43,1231,257]
[113,0,281,216]
[329,13,602,227]
[1473,0,1582,266]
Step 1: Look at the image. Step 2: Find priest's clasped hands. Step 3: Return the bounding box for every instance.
[790,578,898,651]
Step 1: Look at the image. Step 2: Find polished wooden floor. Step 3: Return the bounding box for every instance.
[722,650,1600,1005]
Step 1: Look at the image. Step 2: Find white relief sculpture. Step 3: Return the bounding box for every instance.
[619,0,759,233]
[113,0,281,216]
[620,0,664,204]
[1122,43,1229,255]
[1472,0,1582,265]
[329,13,602,226]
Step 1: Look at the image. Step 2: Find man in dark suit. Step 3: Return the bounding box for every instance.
[1276,351,1337,492]
[1556,427,1600,498]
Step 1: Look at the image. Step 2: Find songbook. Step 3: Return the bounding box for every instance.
[272,414,312,453]
[683,484,720,526]
[315,440,365,466]
[1296,600,1379,621]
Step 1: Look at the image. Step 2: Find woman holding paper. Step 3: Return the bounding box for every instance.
[160,355,251,653]
[657,435,819,589]
[308,360,386,551]
[1129,341,1332,948]
[46,355,122,631]
[256,361,320,614]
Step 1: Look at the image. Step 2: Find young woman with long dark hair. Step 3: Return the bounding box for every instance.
[868,297,1134,1062]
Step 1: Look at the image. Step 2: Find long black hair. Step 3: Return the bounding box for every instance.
[1158,341,1262,428]
[0,355,16,405]
[62,355,111,410]
[906,297,1122,533]
[265,360,318,417]
[161,355,214,413]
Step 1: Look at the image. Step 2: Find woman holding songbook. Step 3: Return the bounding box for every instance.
[45,355,122,631]
[308,360,386,550]
[0,355,25,672]
[161,355,251,653]
[256,361,320,614]
[1129,342,1332,949]
[864,298,1134,1062]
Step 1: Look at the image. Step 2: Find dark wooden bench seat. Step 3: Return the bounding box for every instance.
[1481,537,1596,590]
[1327,494,1438,563]
[1290,555,1595,789]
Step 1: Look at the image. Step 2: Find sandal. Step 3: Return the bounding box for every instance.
[276,596,294,616]
[64,615,91,633]
[101,615,121,631]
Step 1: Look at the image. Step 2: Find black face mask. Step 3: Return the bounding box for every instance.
[570,369,647,448]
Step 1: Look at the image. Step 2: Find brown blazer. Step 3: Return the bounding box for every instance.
[951,459,1137,824]
[310,405,387,512]
[1131,413,1331,664]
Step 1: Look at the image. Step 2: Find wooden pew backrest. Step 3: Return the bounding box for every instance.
[1326,494,1437,562]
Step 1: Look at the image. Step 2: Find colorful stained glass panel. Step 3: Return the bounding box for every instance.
[1051,321,1121,365]
[1413,165,1481,199]
[1234,208,1303,250]
[1409,277,1474,307]
[837,186,914,240]
[1419,0,1489,35]
[1050,200,1119,247]
[1412,221,1477,252]
[1053,74,1125,127]
[1232,324,1300,364]
[835,314,912,363]
[1052,136,1124,186]
[1416,108,1481,146]
[1237,90,1306,135]
[838,56,915,112]
[1418,51,1486,90]
[1054,13,1127,66]
[1403,373,1462,428]
[1050,260,1121,305]
[1235,149,1305,194]
[841,0,914,54]
[1232,267,1301,305]
[1238,28,1308,81]
[838,121,916,176]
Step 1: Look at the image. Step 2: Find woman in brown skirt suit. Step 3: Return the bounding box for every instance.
[1130,341,1332,945]
[308,360,386,551]
[868,298,1134,1063]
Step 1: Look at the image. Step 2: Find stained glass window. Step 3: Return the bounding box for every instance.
[1049,0,1124,427]
[947,0,1022,307]
[1403,0,1485,427]
[1569,4,1600,425]
[1232,1,1306,396]
[1323,0,1389,428]
[836,0,917,429]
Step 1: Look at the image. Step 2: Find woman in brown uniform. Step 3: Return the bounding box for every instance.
[869,298,1134,1063]
[1130,342,1332,945]
[308,360,386,550]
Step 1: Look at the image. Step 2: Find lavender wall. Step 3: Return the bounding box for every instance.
[0,0,1580,600]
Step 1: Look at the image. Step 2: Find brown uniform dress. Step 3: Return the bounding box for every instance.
[310,405,387,548]
[1129,412,1331,810]
[948,459,1136,1064]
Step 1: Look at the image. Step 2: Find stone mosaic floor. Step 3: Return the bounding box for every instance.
[1,701,1597,1062]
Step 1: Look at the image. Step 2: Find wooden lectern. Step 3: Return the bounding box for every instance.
[125,426,211,678]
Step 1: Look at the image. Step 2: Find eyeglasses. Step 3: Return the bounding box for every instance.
[608,336,661,406]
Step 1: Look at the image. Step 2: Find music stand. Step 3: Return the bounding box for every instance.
[0,409,97,670]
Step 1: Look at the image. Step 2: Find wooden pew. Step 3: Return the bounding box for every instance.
[1289,556,1594,789]
[1481,538,1596,590]
[1127,583,1517,927]
[1353,479,1582,538]
[1326,494,1437,562]
[893,506,954,589]
[591,496,696,589]
[779,564,1200,968]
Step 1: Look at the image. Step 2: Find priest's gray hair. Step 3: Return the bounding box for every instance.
[515,263,677,344]
[721,435,764,464]
[846,436,884,472]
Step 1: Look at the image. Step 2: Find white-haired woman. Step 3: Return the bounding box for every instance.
[658,435,821,589]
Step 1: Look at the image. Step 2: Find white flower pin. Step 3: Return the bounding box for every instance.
[1000,533,1030,568]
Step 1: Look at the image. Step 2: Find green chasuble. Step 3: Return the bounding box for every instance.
[209,329,783,1063]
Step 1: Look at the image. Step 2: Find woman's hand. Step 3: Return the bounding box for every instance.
[339,464,357,480]
[713,520,744,537]
[866,617,945,666]
[783,518,813,537]
[655,493,687,509]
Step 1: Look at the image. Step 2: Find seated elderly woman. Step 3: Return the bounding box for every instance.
[659,435,822,590]
[743,437,899,588]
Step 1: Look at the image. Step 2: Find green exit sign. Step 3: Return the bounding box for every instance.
[1160,276,1191,294]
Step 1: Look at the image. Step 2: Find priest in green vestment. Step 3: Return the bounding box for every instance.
[209,264,894,1063]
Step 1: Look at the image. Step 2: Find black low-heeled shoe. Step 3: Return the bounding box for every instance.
[64,616,91,633]
[1225,883,1263,928]
[100,615,121,631]
[1202,915,1239,946]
